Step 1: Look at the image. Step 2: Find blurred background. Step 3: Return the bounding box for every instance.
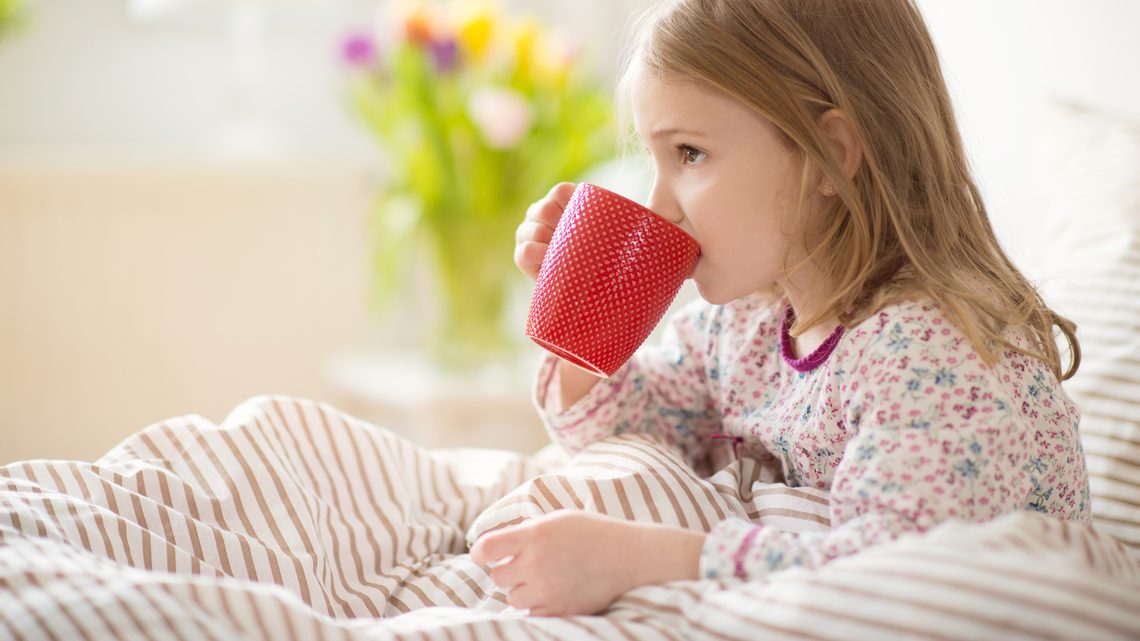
[1,0,1136,463]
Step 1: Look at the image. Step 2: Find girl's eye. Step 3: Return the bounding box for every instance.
[678,144,707,165]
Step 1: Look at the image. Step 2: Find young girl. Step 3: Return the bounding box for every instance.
[472,0,1089,619]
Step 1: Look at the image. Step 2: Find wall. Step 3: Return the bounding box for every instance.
[0,164,378,462]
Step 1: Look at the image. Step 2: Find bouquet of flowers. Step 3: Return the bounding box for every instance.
[342,1,616,368]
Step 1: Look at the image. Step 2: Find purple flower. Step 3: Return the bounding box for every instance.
[341,32,377,68]
[430,38,458,73]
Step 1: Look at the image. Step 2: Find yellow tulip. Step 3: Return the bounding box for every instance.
[533,31,579,85]
[452,1,500,62]
[508,17,541,73]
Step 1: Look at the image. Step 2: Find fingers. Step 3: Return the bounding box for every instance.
[514,182,576,279]
[487,554,528,591]
[525,182,576,228]
[547,181,576,212]
[470,527,524,567]
[475,529,547,611]
[514,219,555,245]
[513,241,549,279]
[505,582,545,612]
[521,198,560,233]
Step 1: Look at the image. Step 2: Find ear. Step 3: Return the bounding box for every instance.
[817,109,862,183]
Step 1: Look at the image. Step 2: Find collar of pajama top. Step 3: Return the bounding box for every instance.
[778,304,847,373]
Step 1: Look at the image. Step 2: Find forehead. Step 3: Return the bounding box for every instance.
[629,66,771,138]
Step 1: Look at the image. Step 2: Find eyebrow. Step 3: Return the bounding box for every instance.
[649,126,709,140]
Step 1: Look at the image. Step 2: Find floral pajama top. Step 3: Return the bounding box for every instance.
[532,293,1090,581]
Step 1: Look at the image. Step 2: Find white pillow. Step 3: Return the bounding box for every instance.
[1031,98,1140,553]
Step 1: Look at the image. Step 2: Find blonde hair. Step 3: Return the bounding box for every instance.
[619,0,1079,380]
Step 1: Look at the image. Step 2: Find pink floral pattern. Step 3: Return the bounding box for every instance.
[533,293,1090,580]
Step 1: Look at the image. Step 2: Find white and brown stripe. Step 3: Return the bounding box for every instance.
[2,395,1138,640]
[465,433,831,546]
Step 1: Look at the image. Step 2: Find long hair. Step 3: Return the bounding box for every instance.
[619,0,1079,379]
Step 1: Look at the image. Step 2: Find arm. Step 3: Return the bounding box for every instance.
[534,297,723,471]
[554,359,604,411]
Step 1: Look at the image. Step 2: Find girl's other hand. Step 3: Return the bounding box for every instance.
[470,511,638,616]
[470,510,706,617]
[514,182,576,279]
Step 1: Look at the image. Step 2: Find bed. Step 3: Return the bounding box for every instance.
[1,394,1138,641]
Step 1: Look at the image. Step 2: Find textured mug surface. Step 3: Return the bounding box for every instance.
[526,183,702,377]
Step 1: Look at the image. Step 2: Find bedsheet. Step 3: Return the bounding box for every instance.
[2,395,1138,640]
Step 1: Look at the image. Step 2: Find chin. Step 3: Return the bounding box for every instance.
[693,279,734,306]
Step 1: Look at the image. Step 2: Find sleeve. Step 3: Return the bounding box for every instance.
[699,309,1039,581]
[533,297,723,472]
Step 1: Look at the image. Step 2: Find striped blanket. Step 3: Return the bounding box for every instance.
[2,395,1139,640]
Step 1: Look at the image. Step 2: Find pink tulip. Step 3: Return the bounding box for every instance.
[467,87,532,149]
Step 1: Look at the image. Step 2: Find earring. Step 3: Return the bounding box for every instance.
[821,181,836,196]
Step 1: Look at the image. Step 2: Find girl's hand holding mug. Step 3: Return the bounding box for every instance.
[514,182,577,280]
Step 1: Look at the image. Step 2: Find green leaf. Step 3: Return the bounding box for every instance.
[368,193,421,314]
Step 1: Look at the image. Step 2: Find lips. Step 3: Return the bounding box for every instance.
[688,255,703,278]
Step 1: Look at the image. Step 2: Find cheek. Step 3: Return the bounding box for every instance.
[683,171,794,258]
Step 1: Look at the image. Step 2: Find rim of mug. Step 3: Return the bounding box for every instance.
[576,182,701,251]
[525,334,612,379]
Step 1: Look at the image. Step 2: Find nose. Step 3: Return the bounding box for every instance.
[646,178,684,224]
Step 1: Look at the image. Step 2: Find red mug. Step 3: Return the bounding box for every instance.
[526,183,701,377]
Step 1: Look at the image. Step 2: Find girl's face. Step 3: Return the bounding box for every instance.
[631,70,807,305]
